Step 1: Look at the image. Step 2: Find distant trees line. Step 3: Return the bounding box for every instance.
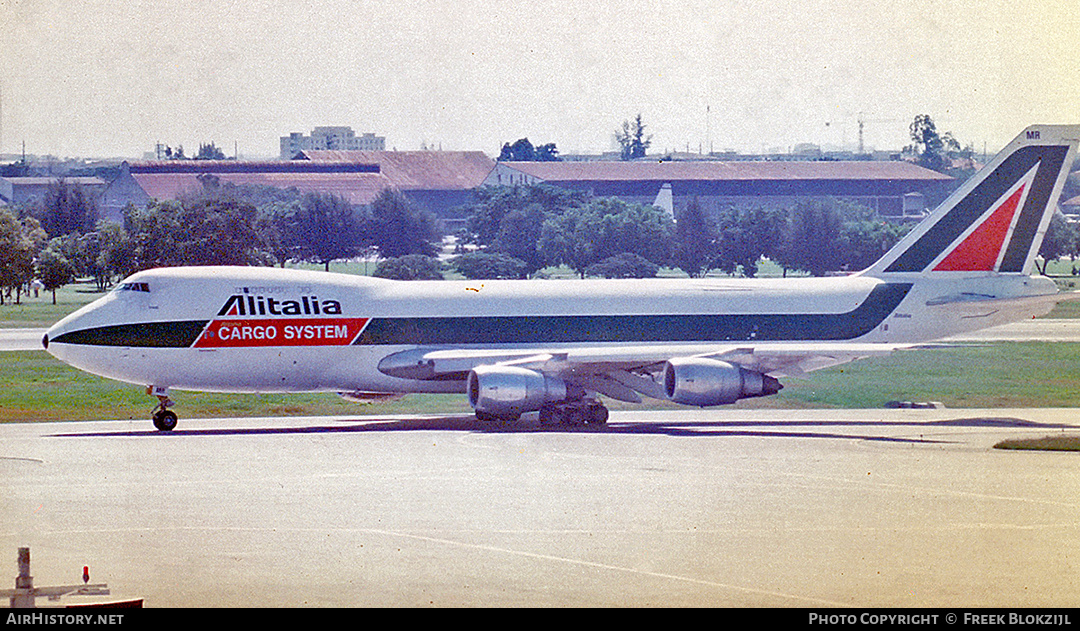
[5,171,1080,303]
[449,173,1080,280]
[450,184,917,280]
[0,178,440,302]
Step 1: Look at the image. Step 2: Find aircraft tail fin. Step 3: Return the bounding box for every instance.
[864,125,1079,277]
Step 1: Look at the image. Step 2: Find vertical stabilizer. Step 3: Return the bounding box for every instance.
[864,125,1079,277]
[654,183,674,220]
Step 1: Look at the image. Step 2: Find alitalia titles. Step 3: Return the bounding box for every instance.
[218,294,342,317]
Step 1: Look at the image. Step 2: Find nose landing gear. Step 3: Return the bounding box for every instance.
[147,386,178,431]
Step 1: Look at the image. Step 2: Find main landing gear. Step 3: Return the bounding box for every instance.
[539,399,608,427]
[475,399,609,427]
[148,386,178,431]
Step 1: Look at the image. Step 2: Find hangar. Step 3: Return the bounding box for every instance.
[98,159,385,223]
[96,152,951,230]
[484,159,952,219]
[0,176,108,210]
[99,151,495,226]
[295,150,496,223]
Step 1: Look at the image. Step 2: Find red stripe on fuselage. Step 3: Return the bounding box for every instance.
[193,318,370,348]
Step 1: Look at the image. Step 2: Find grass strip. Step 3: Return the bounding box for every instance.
[994,436,1080,451]
[4,341,1080,423]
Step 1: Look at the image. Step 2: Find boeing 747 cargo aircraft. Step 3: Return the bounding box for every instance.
[43,125,1079,430]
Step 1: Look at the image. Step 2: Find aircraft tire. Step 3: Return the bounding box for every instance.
[538,406,558,426]
[152,409,178,432]
[476,411,520,424]
[564,407,587,426]
[588,404,608,425]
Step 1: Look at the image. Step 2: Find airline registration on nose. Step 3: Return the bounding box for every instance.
[193,318,370,348]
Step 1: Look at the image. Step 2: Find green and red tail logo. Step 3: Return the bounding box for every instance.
[931,166,1036,272]
[876,136,1075,275]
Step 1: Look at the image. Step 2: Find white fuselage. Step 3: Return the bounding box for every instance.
[44,266,1060,395]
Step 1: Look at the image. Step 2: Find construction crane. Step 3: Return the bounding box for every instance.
[826,112,900,154]
[856,113,900,155]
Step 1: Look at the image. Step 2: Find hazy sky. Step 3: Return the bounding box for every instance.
[2,0,1076,159]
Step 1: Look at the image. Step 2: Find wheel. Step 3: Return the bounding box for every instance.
[587,404,608,425]
[564,406,588,426]
[538,406,557,426]
[152,409,178,431]
[475,411,520,424]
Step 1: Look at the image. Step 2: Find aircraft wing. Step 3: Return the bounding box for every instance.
[377,342,911,402]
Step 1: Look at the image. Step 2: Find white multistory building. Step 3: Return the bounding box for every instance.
[280,127,385,158]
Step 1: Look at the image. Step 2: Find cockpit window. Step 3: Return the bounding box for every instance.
[118,282,151,293]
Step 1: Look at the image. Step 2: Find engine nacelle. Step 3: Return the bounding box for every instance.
[663,357,781,406]
[467,365,577,417]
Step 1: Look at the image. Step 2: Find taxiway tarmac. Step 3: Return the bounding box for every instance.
[2,408,1079,607]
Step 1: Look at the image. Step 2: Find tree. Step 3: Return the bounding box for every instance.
[941,131,974,162]
[714,205,787,277]
[586,252,660,278]
[837,204,913,272]
[0,208,36,304]
[534,143,559,162]
[589,197,674,265]
[905,114,970,173]
[36,244,75,304]
[256,200,302,267]
[492,206,549,275]
[122,194,267,274]
[459,184,587,276]
[452,251,528,279]
[19,215,48,254]
[289,192,366,271]
[1037,212,1076,274]
[368,189,441,259]
[538,197,674,277]
[373,254,444,280]
[56,225,131,291]
[776,200,844,276]
[498,138,559,161]
[616,114,651,160]
[537,206,595,277]
[34,179,99,237]
[183,195,265,266]
[94,222,135,285]
[671,197,718,278]
[195,142,227,160]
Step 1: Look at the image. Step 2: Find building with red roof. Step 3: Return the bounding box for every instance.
[101,152,496,226]
[0,176,108,209]
[296,150,496,225]
[485,159,951,219]
[98,151,951,231]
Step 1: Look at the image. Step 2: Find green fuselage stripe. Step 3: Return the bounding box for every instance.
[51,320,210,348]
[50,283,912,348]
[355,283,912,345]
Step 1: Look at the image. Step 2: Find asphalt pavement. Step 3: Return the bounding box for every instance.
[3,408,1079,607]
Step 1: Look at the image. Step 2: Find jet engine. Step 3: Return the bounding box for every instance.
[467,365,581,418]
[663,357,781,406]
